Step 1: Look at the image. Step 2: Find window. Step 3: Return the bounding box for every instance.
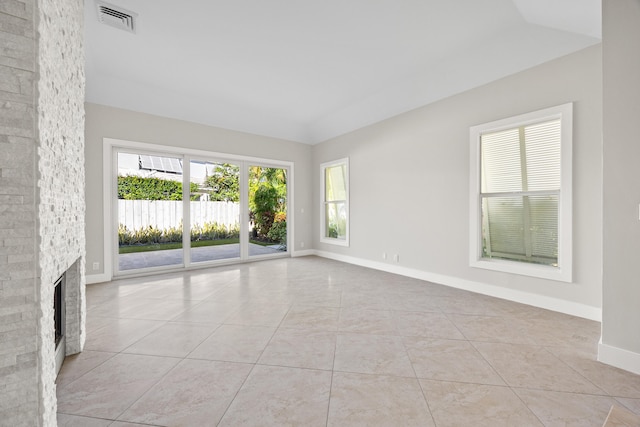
[321,158,349,246]
[469,103,572,282]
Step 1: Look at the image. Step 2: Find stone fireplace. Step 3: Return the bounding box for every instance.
[53,273,65,373]
[52,258,84,377]
[0,0,86,425]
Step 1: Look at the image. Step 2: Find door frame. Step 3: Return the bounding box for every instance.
[103,138,294,280]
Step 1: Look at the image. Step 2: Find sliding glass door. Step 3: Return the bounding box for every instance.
[113,145,290,276]
[189,160,241,263]
[248,165,288,258]
[117,151,185,271]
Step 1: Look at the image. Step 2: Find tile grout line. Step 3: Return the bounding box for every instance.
[540,345,610,396]
[215,294,295,426]
[326,295,341,427]
[444,310,544,425]
[398,314,438,427]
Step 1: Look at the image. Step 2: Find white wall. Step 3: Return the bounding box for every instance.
[600,0,640,373]
[84,103,313,279]
[312,45,603,319]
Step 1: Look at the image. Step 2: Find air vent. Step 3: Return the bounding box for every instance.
[96,1,137,33]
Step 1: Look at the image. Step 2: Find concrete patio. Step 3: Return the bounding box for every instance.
[119,243,285,271]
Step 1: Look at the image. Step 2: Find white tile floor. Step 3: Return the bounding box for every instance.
[56,256,640,426]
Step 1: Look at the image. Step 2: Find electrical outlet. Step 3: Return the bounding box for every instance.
[300,241,305,248]
[393,254,399,263]
[92,262,100,270]
[382,252,387,260]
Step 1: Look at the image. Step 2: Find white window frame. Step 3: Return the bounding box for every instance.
[469,103,573,282]
[103,138,294,279]
[320,158,349,246]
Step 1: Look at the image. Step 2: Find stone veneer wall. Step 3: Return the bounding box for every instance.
[36,0,86,421]
[0,0,39,423]
[0,0,85,425]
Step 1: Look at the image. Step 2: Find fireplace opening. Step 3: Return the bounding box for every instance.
[54,273,65,375]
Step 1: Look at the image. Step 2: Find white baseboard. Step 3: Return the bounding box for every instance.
[598,340,640,375]
[292,249,316,258]
[313,250,601,322]
[86,251,314,283]
[85,272,111,285]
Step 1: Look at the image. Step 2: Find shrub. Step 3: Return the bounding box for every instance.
[191,222,235,241]
[266,220,287,246]
[163,224,183,243]
[118,224,132,245]
[251,184,278,236]
[119,221,240,246]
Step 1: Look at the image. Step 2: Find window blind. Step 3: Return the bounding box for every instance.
[480,118,560,265]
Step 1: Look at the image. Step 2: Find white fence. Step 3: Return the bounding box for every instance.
[118,200,240,231]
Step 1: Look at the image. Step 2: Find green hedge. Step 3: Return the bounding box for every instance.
[118,175,199,201]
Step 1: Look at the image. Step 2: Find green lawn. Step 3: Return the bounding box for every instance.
[119,238,240,254]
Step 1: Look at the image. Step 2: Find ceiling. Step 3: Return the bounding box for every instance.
[84,0,601,144]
